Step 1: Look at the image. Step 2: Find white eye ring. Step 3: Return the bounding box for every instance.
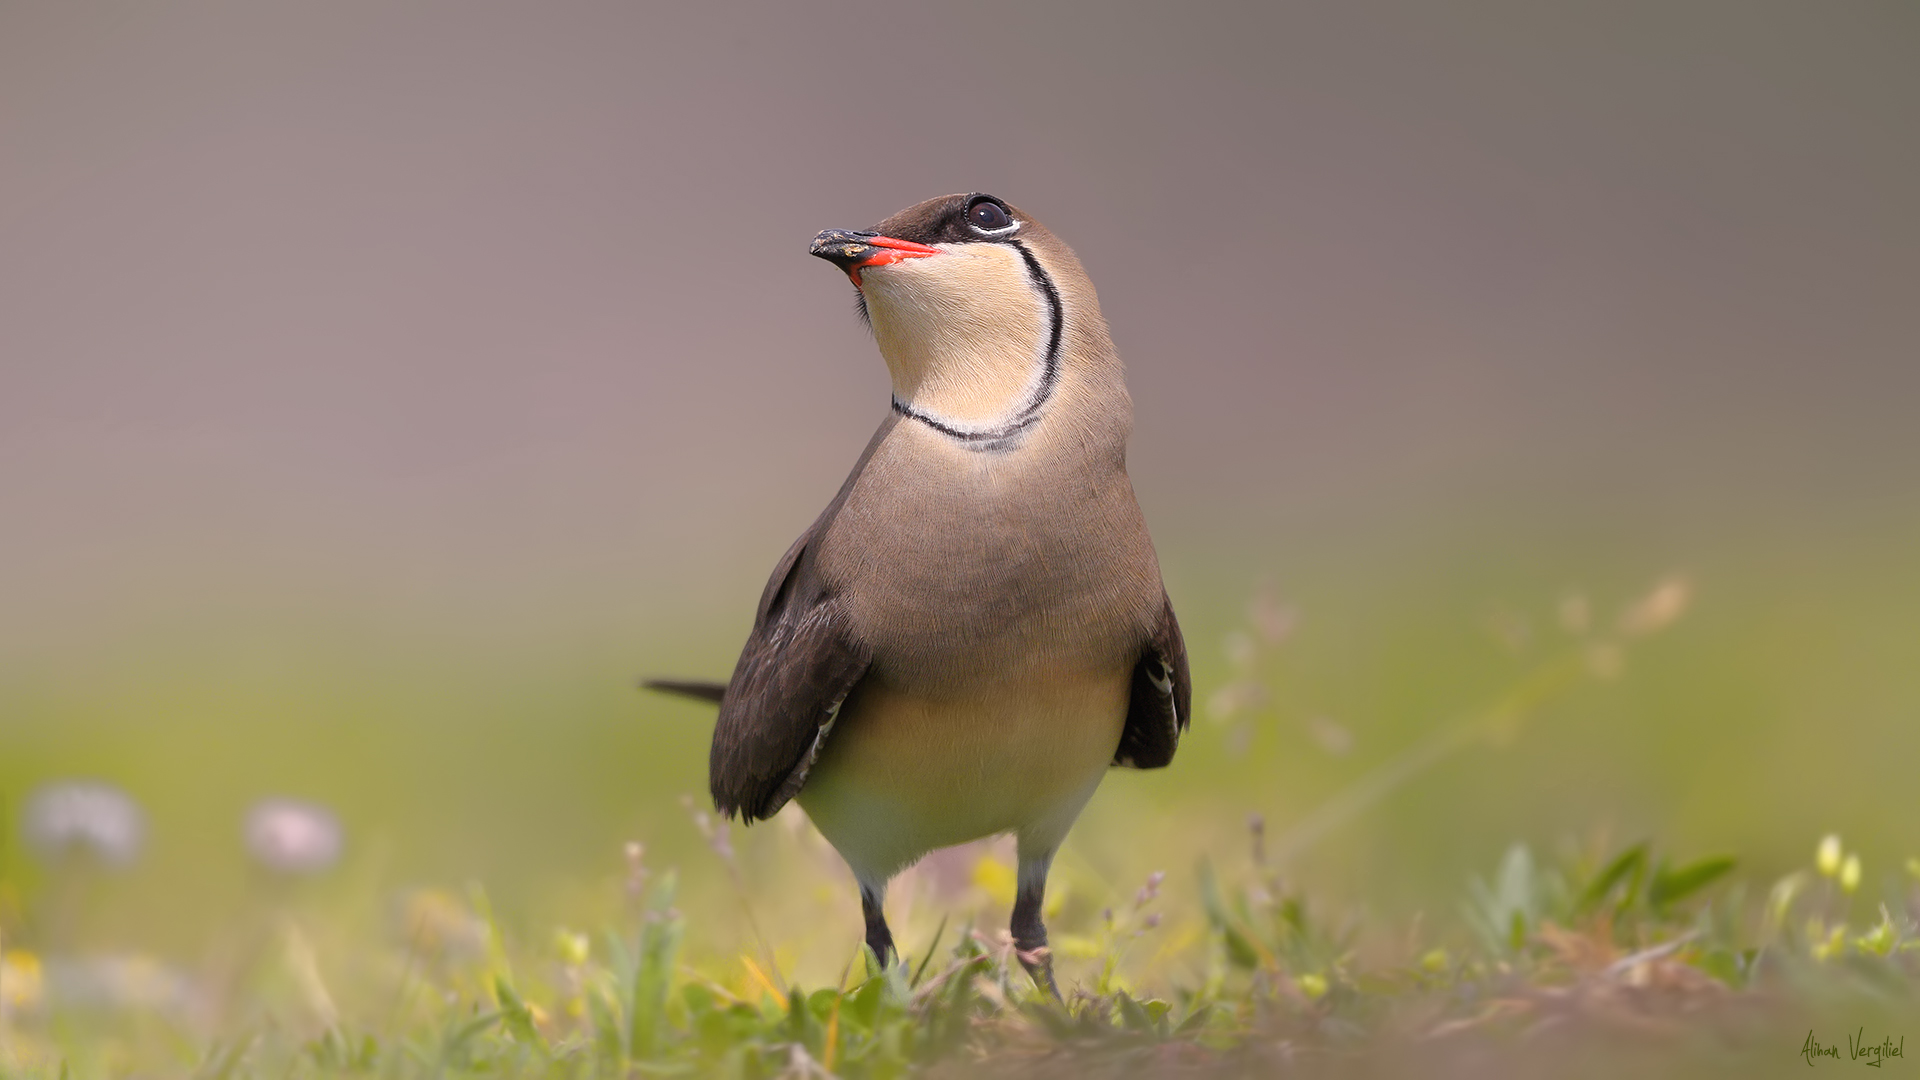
[965,199,1020,236]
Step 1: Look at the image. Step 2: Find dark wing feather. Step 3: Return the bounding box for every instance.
[640,679,727,704]
[708,528,870,823]
[1113,592,1190,769]
[707,414,897,823]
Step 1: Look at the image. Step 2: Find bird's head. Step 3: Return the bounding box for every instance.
[811,193,1114,441]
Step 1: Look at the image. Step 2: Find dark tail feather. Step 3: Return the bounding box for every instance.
[640,678,727,705]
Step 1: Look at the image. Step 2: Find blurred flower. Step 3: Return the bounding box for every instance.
[553,928,590,967]
[913,837,1006,902]
[1810,921,1847,962]
[1484,606,1531,653]
[1558,592,1591,635]
[1295,972,1329,1000]
[1134,870,1164,908]
[971,854,1018,907]
[397,889,487,960]
[1223,631,1257,670]
[1207,680,1267,721]
[22,781,145,867]
[43,954,190,1013]
[1584,643,1624,681]
[1224,721,1254,756]
[244,798,344,875]
[1247,584,1297,646]
[1856,910,1897,956]
[681,797,736,865]
[1,949,44,1014]
[1816,834,1843,878]
[625,841,649,900]
[1766,872,1806,930]
[1840,854,1862,894]
[1617,575,1691,637]
[1308,715,1354,756]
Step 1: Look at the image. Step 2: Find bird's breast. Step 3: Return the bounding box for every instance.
[794,664,1130,880]
[820,421,1161,692]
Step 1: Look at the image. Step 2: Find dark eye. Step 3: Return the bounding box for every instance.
[967,199,1013,231]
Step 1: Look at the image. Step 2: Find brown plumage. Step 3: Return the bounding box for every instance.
[649,193,1187,993]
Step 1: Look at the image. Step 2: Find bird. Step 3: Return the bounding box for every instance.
[646,192,1188,993]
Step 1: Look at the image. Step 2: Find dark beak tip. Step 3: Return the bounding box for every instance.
[810,228,867,253]
[810,229,876,268]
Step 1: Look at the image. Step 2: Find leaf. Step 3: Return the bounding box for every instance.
[1494,845,1536,925]
[786,985,815,1045]
[588,988,624,1063]
[1692,947,1745,987]
[1173,1004,1214,1036]
[494,975,545,1052]
[846,974,887,1030]
[194,1031,256,1080]
[1198,860,1265,969]
[1576,843,1648,913]
[911,915,948,987]
[680,983,716,1019]
[1648,856,1736,909]
[806,987,840,1020]
[1019,999,1077,1040]
[628,878,686,1061]
[438,1010,502,1069]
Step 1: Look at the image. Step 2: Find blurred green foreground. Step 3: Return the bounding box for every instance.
[3,512,1919,1075]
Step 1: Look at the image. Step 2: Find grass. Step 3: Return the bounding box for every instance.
[4,821,1916,1077]
[4,566,1919,1077]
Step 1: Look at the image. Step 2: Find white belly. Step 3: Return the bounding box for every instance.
[795,667,1129,883]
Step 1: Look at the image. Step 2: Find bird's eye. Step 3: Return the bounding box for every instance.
[967,199,1013,231]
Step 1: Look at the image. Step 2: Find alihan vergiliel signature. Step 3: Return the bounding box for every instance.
[1803,1028,1906,1067]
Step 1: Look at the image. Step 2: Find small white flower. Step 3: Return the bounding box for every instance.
[22,781,146,867]
[244,798,344,874]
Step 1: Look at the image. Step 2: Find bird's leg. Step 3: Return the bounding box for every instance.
[1011,847,1061,1000]
[859,879,896,970]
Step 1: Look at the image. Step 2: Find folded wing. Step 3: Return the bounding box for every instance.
[1113,592,1190,769]
[709,527,872,823]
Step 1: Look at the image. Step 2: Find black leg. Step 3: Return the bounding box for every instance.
[860,882,895,966]
[1012,850,1060,999]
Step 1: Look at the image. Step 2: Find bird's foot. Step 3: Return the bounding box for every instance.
[1015,944,1061,1001]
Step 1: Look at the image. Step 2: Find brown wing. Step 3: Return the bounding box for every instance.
[1113,592,1190,769]
[708,523,870,823]
[707,416,899,823]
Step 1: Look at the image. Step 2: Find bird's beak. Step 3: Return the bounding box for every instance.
[810,229,941,286]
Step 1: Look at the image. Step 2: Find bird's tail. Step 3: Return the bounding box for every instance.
[639,678,726,705]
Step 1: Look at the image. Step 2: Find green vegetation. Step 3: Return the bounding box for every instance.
[5,542,1920,1076]
[3,822,1915,1077]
